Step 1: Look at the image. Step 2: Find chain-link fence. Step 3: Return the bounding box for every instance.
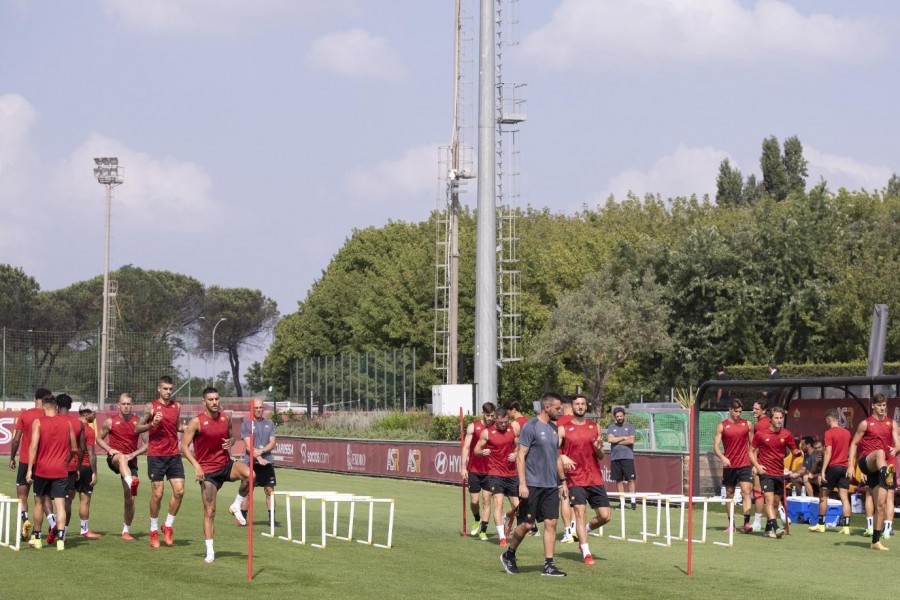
[1,327,198,408]
[627,409,730,453]
[289,348,418,412]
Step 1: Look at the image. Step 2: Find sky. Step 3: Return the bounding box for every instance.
[1,0,898,375]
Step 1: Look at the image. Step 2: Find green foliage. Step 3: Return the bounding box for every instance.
[761,135,789,201]
[429,415,475,441]
[726,362,900,381]
[715,158,744,206]
[0,264,40,328]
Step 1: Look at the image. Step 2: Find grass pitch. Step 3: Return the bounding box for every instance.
[0,462,890,599]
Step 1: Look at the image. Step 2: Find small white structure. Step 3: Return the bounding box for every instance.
[431,384,474,416]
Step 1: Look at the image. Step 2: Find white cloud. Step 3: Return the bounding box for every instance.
[346,143,439,206]
[53,133,218,231]
[600,144,728,202]
[805,146,893,192]
[101,0,360,35]
[305,28,407,81]
[523,0,889,70]
[0,94,41,255]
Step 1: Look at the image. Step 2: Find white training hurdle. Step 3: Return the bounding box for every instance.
[268,490,395,550]
[0,495,22,552]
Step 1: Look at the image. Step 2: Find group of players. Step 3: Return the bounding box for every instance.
[462,393,620,577]
[7,376,278,562]
[713,393,898,549]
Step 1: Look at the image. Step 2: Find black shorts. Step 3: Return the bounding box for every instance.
[148,455,185,482]
[723,466,753,488]
[66,470,77,491]
[202,461,235,490]
[611,459,636,482]
[569,485,610,509]
[16,462,30,487]
[32,475,68,499]
[519,487,560,525]
[760,475,784,496]
[822,465,849,492]
[76,466,94,495]
[468,472,488,494]
[252,463,277,488]
[486,475,519,498]
[107,454,139,477]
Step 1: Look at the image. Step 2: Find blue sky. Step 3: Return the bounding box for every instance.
[2,0,898,373]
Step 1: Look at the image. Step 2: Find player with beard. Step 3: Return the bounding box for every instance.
[474,408,520,547]
[8,387,51,542]
[713,399,754,533]
[749,399,771,531]
[607,406,637,510]
[750,406,801,539]
[461,402,496,540]
[559,394,610,565]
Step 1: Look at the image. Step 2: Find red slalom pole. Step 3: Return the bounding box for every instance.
[247,400,255,582]
[686,400,696,576]
[460,407,467,536]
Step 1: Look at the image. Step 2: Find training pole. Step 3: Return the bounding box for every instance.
[247,400,255,582]
[460,407,467,536]
[686,400,696,576]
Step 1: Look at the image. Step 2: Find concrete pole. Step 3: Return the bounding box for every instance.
[474,0,497,409]
[99,184,112,408]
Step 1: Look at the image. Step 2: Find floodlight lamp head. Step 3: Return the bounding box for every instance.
[94,158,102,165]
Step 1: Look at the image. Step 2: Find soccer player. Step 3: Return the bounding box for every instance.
[810,409,852,535]
[234,398,278,525]
[136,375,187,548]
[77,403,102,539]
[749,406,801,539]
[473,407,520,547]
[847,393,899,550]
[608,406,637,510]
[500,392,568,577]
[181,387,250,563]
[53,393,85,544]
[461,402,496,540]
[713,399,754,533]
[557,396,577,542]
[503,399,529,430]
[749,399,771,530]
[26,392,78,550]
[558,394,610,565]
[96,392,148,540]
[7,387,51,541]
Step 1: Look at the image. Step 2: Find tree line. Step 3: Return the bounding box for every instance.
[265,137,900,413]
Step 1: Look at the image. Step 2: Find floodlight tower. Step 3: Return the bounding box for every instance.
[93,157,124,408]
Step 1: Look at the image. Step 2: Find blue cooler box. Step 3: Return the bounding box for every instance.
[786,498,818,523]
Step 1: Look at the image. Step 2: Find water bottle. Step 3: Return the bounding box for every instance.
[720,486,726,498]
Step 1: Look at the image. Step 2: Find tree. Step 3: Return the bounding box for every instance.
[201,287,278,397]
[760,136,789,201]
[782,135,808,196]
[887,173,900,198]
[715,158,744,206]
[531,266,672,415]
[742,173,761,205]
[245,361,268,393]
[0,264,40,328]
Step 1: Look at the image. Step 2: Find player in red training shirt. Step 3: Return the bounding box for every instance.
[558,394,610,565]
[847,393,900,550]
[136,375,187,548]
[77,403,102,539]
[713,399,754,533]
[96,392,148,540]
[750,406,801,539]
[181,387,250,563]
[26,393,78,550]
[809,409,853,535]
[503,399,530,430]
[53,393,85,545]
[474,408,520,547]
[556,397,577,543]
[8,387,51,541]
[748,399,771,530]
[461,402,496,539]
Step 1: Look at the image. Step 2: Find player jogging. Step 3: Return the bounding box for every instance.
[713,399,754,533]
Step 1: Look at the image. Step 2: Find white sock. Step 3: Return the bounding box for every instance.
[580,542,591,557]
[753,513,761,523]
[867,516,874,529]
[62,526,68,538]
[165,514,176,527]
[48,514,57,529]
[150,517,159,532]
[122,523,130,534]
[496,525,505,539]
[233,494,246,507]
[80,520,89,534]
[124,475,133,487]
[570,520,576,531]
[205,538,214,558]
[886,521,894,534]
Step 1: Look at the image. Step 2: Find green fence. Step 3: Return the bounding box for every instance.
[1,327,198,407]
[627,409,729,453]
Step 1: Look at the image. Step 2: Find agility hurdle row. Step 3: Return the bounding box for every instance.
[264,490,395,550]
[599,492,737,548]
[0,495,22,552]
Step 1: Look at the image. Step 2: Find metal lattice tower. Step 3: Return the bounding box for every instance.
[434,0,476,384]
[496,0,524,363]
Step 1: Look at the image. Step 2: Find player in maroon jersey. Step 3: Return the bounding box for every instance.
[713,399,754,533]
[76,403,102,539]
[474,408,520,547]
[750,406,801,539]
[96,392,148,540]
[181,387,250,563]
[136,375,188,548]
[461,402,496,539]
[809,409,853,535]
[847,393,900,550]
[26,392,78,550]
[53,393,85,544]
[749,399,771,530]
[7,387,51,541]
[558,395,610,565]
[556,396,577,542]
[503,399,530,430]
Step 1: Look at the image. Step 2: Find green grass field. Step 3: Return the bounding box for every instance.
[0,462,891,599]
